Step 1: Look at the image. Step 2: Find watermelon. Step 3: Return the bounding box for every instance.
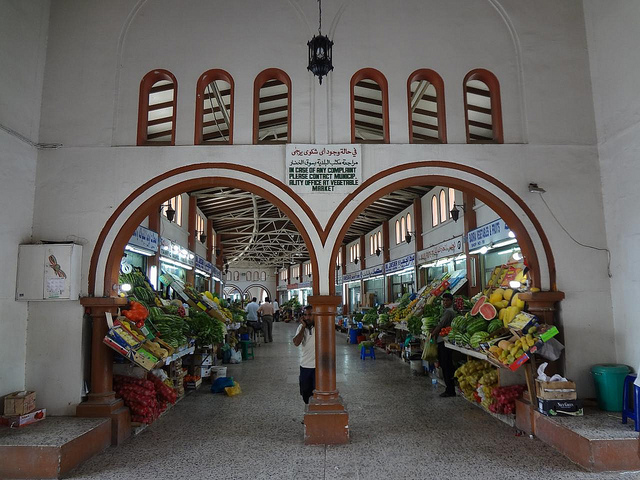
[451,315,466,330]
[466,318,488,335]
[470,296,488,316]
[470,331,490,348]
[487,319,503,333]
[460,333,470,345]
[479,302,497,320]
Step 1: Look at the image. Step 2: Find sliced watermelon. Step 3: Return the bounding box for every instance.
[470,296,488,316]
[479,302,497,321]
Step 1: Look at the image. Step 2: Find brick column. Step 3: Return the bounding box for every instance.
[304,295,349,445]
[463,192,481,296]
[187,195,197,285]
[382,221,391,302]
[76,297,131,445]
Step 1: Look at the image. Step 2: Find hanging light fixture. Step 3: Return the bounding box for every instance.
[160,201,175,223]
[307,0,333,85]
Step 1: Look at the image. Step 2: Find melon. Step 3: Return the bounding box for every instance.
[479,302,497,321]
[489,292,503,304]
[466,318,488,335]
[470,296,488,316]
[503,289,514,301]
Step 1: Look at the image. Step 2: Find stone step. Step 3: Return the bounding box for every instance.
[0,417,111,479]
[516,400,640,472]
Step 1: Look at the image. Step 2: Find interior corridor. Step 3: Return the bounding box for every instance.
[65,323,623,479]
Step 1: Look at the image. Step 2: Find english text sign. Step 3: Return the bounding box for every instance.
[286,144,361,194]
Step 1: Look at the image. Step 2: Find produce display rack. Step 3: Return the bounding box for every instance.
[164,345,196,365]
[459,392,516,428]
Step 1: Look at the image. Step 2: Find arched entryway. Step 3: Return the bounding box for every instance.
[87,164,321,297]
[323,161,556,295]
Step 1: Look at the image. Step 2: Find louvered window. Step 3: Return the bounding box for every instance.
[464,69,503,143]
[195,70,234,144]
[138,70,177,146]
[351,68,389,143]
[254,69,291,144]
[408,69,446,143]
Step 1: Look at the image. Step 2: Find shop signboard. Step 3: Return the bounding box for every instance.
[277,284,288,292]
[385,254,415,275]
[361,264,384,280]
[467,219,511,250]
[287,283,299,290]
[195,255,213,276]
[298,281,311,289]
[286,144,361,194]
[343,270,363,283]
[128,226,159,254]
[417,236,464,264]
[211,265,222,281]
[159,237,195,267]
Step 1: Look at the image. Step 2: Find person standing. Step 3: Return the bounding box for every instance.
[272,298,280,322]
[258,297,275,343]
[292,305,315,404]
[431,293,457,397]
[245,297,261,341]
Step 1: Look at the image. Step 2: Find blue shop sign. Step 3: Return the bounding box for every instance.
[195,255,213,275]
[467,219,511,250]
[384,254,415,275]
[128,226,159,253]
[361,264,384,280]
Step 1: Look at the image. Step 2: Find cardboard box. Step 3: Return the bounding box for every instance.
[536,379,577,400]
[185,379,202,390]
[3,391,36,416]
[538,398,583,416]
[1,408,46,427]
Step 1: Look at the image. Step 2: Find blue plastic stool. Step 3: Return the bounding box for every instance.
[360,345,375,360]
[622,374,639,432]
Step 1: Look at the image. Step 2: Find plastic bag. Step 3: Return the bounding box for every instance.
[229,349,242,364]
[211,376,234,393]
[537,338,565,362]
[422,335,438,362]
[225,382,242,396]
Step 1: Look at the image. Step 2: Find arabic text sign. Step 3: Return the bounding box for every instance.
[417,236,464,264]
[286,144,361,194]
[129,226,159,253]
[384,254,415,275]
[467,219,511,250]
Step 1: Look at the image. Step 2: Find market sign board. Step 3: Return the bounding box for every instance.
[298,281,311,288]
[384,254,415,275]
[195,255,214,276]
[128,226,159,253]
[211,265,222,281]
[286,144,361,194]
[361,264,384,280]
[467,219,512,250]
[343,270,363,283]
[417,235,464,264]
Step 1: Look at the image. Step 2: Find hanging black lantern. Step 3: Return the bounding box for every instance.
[308,35,333,84]
[307,0,333,85]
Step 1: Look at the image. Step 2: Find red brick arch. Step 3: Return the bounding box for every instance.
[88,164,322,297]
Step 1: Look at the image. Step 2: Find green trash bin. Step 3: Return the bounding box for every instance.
[591,364,631,411]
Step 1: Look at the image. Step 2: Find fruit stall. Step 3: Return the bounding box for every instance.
[340,260,566,424]
[106,269,247,428]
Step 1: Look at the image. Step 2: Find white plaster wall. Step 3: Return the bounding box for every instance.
[584,0,640,372]
[420,186,464,249]
[0,0,49,397]
[389,207,414,260]
[38,0,596,148]
[23,0,615,400]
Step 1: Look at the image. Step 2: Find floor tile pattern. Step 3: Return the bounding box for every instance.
[64,323,634,479]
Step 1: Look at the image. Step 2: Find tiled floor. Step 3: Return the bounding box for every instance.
[65,323,634,479]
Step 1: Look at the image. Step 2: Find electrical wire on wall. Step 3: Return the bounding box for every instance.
[537,192,612,278]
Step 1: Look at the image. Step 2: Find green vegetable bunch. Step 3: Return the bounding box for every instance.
[187,310,226,346]
[407,315,423,337]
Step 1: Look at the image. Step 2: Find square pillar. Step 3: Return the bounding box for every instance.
[304,295,349,445]
[76,297,131,445]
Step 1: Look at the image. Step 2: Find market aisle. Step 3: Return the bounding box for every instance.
[66,323,622,480]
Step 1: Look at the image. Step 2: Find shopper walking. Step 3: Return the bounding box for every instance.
[292,305,315,404]
[258,297,275,343]
[431,292,457,397]
[245,297,261,342]
[272,298,280,322]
